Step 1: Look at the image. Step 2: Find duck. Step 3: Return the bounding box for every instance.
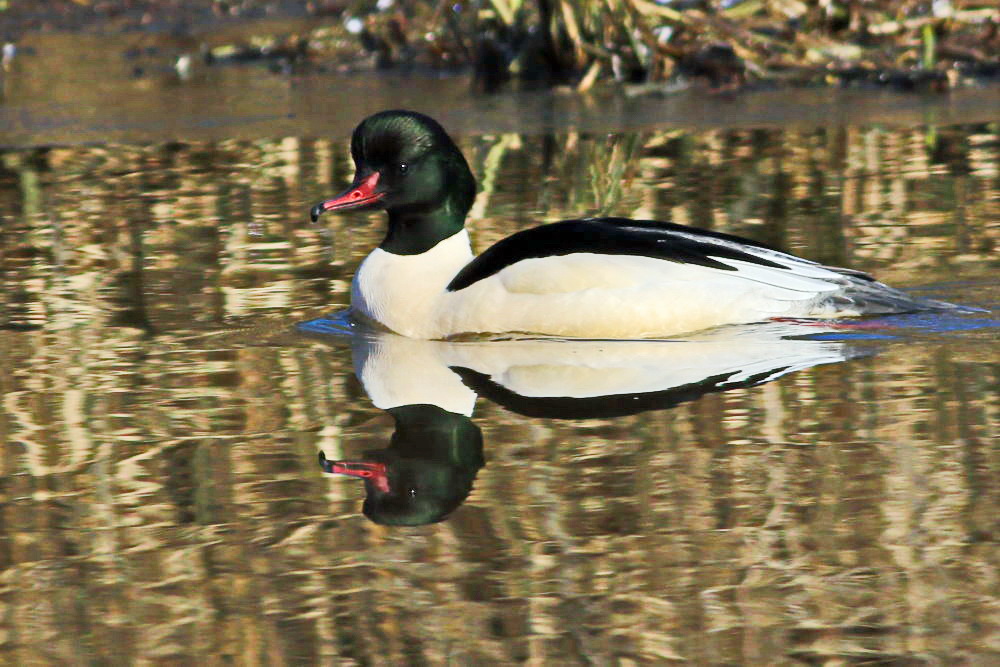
[310,110,953,340]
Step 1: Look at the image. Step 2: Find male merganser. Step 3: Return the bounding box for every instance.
[310,110,952,339]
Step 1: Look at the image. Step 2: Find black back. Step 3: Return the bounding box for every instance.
[446,218,791,292]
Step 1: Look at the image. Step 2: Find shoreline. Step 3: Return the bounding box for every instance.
[3,2,998,96]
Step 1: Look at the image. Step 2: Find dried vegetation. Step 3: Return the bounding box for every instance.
[2,1,999,92]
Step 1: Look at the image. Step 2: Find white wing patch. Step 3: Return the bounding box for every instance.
[499,254,640,293]
[496,251,843,298]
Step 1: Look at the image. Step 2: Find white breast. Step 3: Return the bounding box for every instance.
[351,334,477,415]
[350,230,474,338]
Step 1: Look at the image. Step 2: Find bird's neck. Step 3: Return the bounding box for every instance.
[381,199,469,255]
[387,404,484,468]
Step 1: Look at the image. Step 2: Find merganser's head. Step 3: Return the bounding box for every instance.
[310,110,476,228]
[319,451,475,526]
[317,405,485,526]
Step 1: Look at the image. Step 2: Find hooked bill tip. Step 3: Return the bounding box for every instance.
[309,203,325,223]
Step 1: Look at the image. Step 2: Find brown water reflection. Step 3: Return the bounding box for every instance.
[1,103,998,662]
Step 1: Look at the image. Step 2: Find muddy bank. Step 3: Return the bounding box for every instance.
[3,28,1000,150]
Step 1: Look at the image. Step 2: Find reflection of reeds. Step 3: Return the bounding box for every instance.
[0,121,997,663]
[469,133,520,220]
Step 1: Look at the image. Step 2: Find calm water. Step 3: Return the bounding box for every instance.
[1,38,999,663]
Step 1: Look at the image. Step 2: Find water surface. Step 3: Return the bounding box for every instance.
[1,46,998,663]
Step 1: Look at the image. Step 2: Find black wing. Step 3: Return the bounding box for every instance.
[447,218,792,292]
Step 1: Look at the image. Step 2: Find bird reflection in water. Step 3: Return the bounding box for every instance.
[302,318,880,526]
[318,405,484,526]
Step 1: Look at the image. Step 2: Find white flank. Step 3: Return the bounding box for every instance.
[437,253,846,338]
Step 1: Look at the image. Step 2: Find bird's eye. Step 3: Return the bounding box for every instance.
[398,162,408,175]
[408,487,417,498]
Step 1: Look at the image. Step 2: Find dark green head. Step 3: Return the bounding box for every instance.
[310,110,477,254]
[318,404,485,526]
